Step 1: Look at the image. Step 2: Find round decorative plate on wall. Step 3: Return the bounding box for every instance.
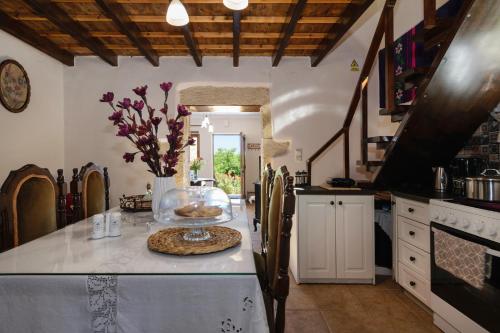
[0,59,31,113]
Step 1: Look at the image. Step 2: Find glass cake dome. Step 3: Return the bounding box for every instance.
[157,186,233,241]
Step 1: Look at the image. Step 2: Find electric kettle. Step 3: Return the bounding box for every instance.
[434,167,448,192]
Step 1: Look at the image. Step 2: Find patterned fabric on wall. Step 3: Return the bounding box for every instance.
[378,0,463,108]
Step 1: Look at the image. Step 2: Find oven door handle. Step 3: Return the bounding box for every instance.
[486,248,500,258]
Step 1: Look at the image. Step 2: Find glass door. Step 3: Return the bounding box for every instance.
[212,134,242,198]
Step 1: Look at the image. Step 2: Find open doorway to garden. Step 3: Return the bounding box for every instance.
[212,133,245,199]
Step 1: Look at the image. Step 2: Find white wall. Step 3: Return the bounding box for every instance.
[0,30,65,184]
[62,0,446,204]
[191,113,262,197]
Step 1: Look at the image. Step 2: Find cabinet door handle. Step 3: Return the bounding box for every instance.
[409,256,416,262]
[409,231,416,236]
[408,208,415,213]
[409,281,416,287]
[338,201,343,206]
[330,201,335,206]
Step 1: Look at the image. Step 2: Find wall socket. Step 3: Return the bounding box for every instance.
[295,149,302,161]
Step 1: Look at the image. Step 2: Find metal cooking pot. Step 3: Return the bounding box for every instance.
[465,169,500,202]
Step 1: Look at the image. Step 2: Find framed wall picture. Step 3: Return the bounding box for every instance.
[0,59,31,113]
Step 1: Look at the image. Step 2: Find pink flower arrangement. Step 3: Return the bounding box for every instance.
[100,82,194,177]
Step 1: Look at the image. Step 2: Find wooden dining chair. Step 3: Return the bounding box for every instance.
[254,165,295,333]
[253,164,274,289]
[0,164,66,251]
[78,162,110,220]
[260,163,274,255]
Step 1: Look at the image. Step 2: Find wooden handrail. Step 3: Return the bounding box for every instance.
[306,0,395,185]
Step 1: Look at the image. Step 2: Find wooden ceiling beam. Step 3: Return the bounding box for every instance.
[66,44,322,50]
[95,0,159,66]
[22,0,117,66]
[310,0,374,66]
[0,10,74,66]
[16,14,340,24]
[232,11,241,67]
[42,31,331,39]
[273,0,308,67]
[181,25,202,66]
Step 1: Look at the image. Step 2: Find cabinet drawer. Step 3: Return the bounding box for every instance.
[398,263,430,306]
[397,198,429,224]
[398,240,430,280]
[398,217,430,252]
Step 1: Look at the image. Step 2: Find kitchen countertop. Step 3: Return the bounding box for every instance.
[392,190,456,203]
[294,186,376,196]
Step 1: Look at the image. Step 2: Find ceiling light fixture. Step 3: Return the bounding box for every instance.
[223,0,248,11]
[166,0,189,26]
[201,114,210,128]
[208,124,214,133]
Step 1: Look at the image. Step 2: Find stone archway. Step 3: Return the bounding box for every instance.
[177,85,289,185]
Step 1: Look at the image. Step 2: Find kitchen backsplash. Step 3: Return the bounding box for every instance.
[456,105,500,169]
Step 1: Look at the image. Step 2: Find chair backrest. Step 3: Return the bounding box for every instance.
[265,165,295,293]
[0,164,65,250]
[79,162,110,219]
[260,163,274,254]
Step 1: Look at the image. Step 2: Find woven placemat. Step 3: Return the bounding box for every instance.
[147,226,242,256]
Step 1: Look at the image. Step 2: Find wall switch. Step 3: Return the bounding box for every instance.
[295,149,303,161]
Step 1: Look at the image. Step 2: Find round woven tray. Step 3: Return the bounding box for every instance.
[147,226,242,256]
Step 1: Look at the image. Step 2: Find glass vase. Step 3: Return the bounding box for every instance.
[152,177,176,221]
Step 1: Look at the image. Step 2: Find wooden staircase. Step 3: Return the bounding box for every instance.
[307,0,500,188]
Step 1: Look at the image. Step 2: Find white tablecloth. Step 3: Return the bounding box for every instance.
[0,203,268,333]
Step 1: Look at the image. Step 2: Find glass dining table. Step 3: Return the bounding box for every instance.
[0,201,268,333]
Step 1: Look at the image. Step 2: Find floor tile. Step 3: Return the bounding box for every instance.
[285,310,330,333]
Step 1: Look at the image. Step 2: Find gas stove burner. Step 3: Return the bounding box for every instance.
[449,198,500,213]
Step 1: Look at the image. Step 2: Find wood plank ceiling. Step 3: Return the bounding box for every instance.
[0,0,374,67]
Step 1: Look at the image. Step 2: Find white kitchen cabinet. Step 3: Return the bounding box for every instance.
[291,193,375,284]
[394,196,431,307]
[298,195,336,279]
[336,195,375,280]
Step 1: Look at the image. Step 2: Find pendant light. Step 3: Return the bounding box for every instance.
[223,0,248,11]
[201,114,210,128]
[208,124,214,133]
[166,0,189,26]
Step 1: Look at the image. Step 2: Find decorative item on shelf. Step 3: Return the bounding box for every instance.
[294,170,309,187]
[156,186,234,242]
[119,194,152,212]
[99,81,196,220]
[190,157,204,180]
[166,0,189,26]
[247,143,261,150]
[0,59,30,113]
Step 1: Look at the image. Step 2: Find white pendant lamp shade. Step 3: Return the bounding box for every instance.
[208,124,214,133]
[223,0,248,11]
[166,0,189,26]
[201,115,210,128]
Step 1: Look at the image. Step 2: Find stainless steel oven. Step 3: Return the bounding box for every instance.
[431,222,500,332]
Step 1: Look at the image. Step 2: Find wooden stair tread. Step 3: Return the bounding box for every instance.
[366,136,394,150]
[356,160,384,167]
[366,136,394,144]
[379,105,411,116]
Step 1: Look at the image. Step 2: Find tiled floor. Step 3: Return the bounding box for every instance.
[245,203,441,333]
